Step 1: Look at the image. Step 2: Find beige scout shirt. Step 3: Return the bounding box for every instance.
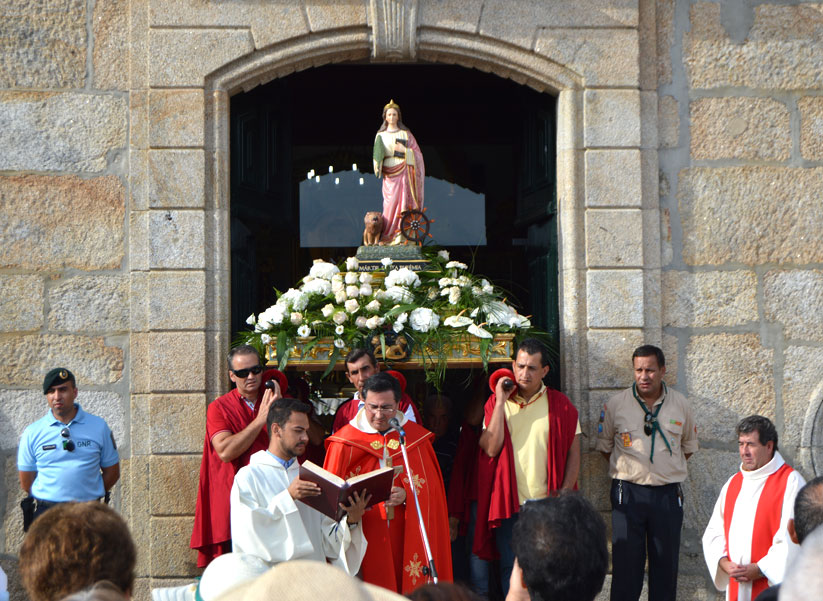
[595,385,697,486]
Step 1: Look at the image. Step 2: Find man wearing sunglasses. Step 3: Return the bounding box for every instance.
[192,345,284,569]
[17,368,120,531]
[595,345,698,601]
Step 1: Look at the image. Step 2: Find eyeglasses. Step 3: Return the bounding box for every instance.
[231,365,263,379]
[644,414,655,436]
[365,404,396,414]
[61,427,75,452]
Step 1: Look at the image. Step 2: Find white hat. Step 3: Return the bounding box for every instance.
[215,560,406,601]
[151,554,270,601]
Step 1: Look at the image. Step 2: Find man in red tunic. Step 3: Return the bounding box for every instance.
[190,345,284,567]
[324,372,453,593]
[477,338,581,596]
[330,349,420,434]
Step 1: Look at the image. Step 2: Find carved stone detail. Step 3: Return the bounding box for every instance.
[370,0,418,60]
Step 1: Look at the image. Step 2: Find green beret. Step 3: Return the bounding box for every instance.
[43,368,75,394]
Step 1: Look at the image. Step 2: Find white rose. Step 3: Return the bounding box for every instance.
[365,299,381,312]
[438,277,452,288]
[396,312,408,325]
[359,273,373,285]
[468,323,493,339]
[333,311,348,325]
[346,256,359,271]
[385,267,420,289]
[334,290,347,304]
[365,315,385,330]
[374,289,387,301]
[334,338,345,349]
[290,312,303,325]
[297,325,311,337]
[309,260,340,280]
[355,316,368,328]
[345,272,359,284]
[385,286,414,304]
[260,333,272,344]
[344,299,360,314]
[359,284,373,297]
[246,314,256,325]
[438,249,450,261]
[409,307,440,333]
[303,278,332,296]
[394,322,405,332]
[321,303,335,318]
[346,285,360,298]
[335,325,345,335]
[446,261,468,270]
[303,275,315,283]
[381,257,393,266]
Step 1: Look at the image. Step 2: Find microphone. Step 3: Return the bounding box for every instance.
[388,417,406,436]
[501,378,515,392]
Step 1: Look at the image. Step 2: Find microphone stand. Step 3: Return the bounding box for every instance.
[391,418,439,584]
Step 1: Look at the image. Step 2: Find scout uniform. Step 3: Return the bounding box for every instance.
[596,382,698,601]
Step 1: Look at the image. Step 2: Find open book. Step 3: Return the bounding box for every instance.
[297,460,400,521]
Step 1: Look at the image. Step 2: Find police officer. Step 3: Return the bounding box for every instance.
[17,368,120,530]
[595,345,698,601]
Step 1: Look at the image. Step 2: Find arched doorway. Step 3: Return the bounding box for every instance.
[229,63,560,382]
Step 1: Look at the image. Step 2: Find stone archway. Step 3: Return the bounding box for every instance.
[801,381,823,476]
[132,3,658,584]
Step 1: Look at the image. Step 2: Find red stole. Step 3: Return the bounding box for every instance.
[324,421,453,593]
[191,388,269,567]
[474,388,578,560]
[722,463,793,601]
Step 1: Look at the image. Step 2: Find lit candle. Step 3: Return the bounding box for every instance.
[352,163,357,171]
[359,178,364,185]
[335,177,340,185]
[328,166,333,173]
[315,175,320,183]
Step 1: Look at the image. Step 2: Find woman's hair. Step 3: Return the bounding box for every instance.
[20,502,136,601]
[378,103,408,132]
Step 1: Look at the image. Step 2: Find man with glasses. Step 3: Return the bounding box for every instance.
[17,368,120,531]
[192,345,284,568]
[324,372,453,593]
[596,345,698,601]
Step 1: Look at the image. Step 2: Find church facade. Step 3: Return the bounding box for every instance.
[2,1,823,599]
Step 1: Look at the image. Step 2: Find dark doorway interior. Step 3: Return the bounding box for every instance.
[230,63,558,381]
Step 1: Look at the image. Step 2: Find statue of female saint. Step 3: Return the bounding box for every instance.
[372,99,425,244]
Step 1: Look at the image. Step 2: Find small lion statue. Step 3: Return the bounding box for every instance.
[363,211,383,246]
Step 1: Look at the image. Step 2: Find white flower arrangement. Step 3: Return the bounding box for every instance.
[246,249,535,380]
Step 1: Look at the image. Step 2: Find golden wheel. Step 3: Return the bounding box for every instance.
[399,209,432,244]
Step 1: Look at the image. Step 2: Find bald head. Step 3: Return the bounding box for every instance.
[794,476,823,544]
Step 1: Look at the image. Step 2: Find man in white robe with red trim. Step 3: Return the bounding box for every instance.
[702,415,806,601]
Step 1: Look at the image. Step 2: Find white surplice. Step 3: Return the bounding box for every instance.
[702,452,805,601]
[230,450,367,574]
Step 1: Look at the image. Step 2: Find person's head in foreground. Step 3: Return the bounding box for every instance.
[511,492,608,601]
[778,524,823,601]
[215,559,405,601]
[20,502,136,601]
[59,582,128,601]
[151,553,270,601]
[405,582,480,601]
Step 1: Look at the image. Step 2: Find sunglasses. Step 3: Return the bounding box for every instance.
[61,427,75,452]
[231,365,263,379]
[643,414,655,436]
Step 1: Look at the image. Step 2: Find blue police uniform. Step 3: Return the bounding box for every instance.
[17,403,119,503]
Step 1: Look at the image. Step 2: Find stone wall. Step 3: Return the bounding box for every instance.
[1,1,821,600]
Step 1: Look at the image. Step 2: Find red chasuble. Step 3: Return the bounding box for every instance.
[324,419,453,593]
[722,463,793,601]
[473,388,578,560]
[190,388,269,567]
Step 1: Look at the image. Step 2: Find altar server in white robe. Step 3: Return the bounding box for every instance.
[702,416,805,601]
[231,398,368,573]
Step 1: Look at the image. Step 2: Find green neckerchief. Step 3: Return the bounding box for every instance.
[632,382,672,463]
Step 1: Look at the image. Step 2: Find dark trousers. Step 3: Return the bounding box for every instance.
[610,479,683,601]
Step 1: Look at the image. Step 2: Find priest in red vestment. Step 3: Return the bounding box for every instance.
[191,345,286,568]
[324,371,453,593]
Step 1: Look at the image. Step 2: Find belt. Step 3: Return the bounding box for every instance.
[33,495,107,510]
[614,479,680,489]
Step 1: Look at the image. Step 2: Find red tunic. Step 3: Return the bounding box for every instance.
[474,388,578,560]
[324,416,453,593]
[190,388,269,568]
